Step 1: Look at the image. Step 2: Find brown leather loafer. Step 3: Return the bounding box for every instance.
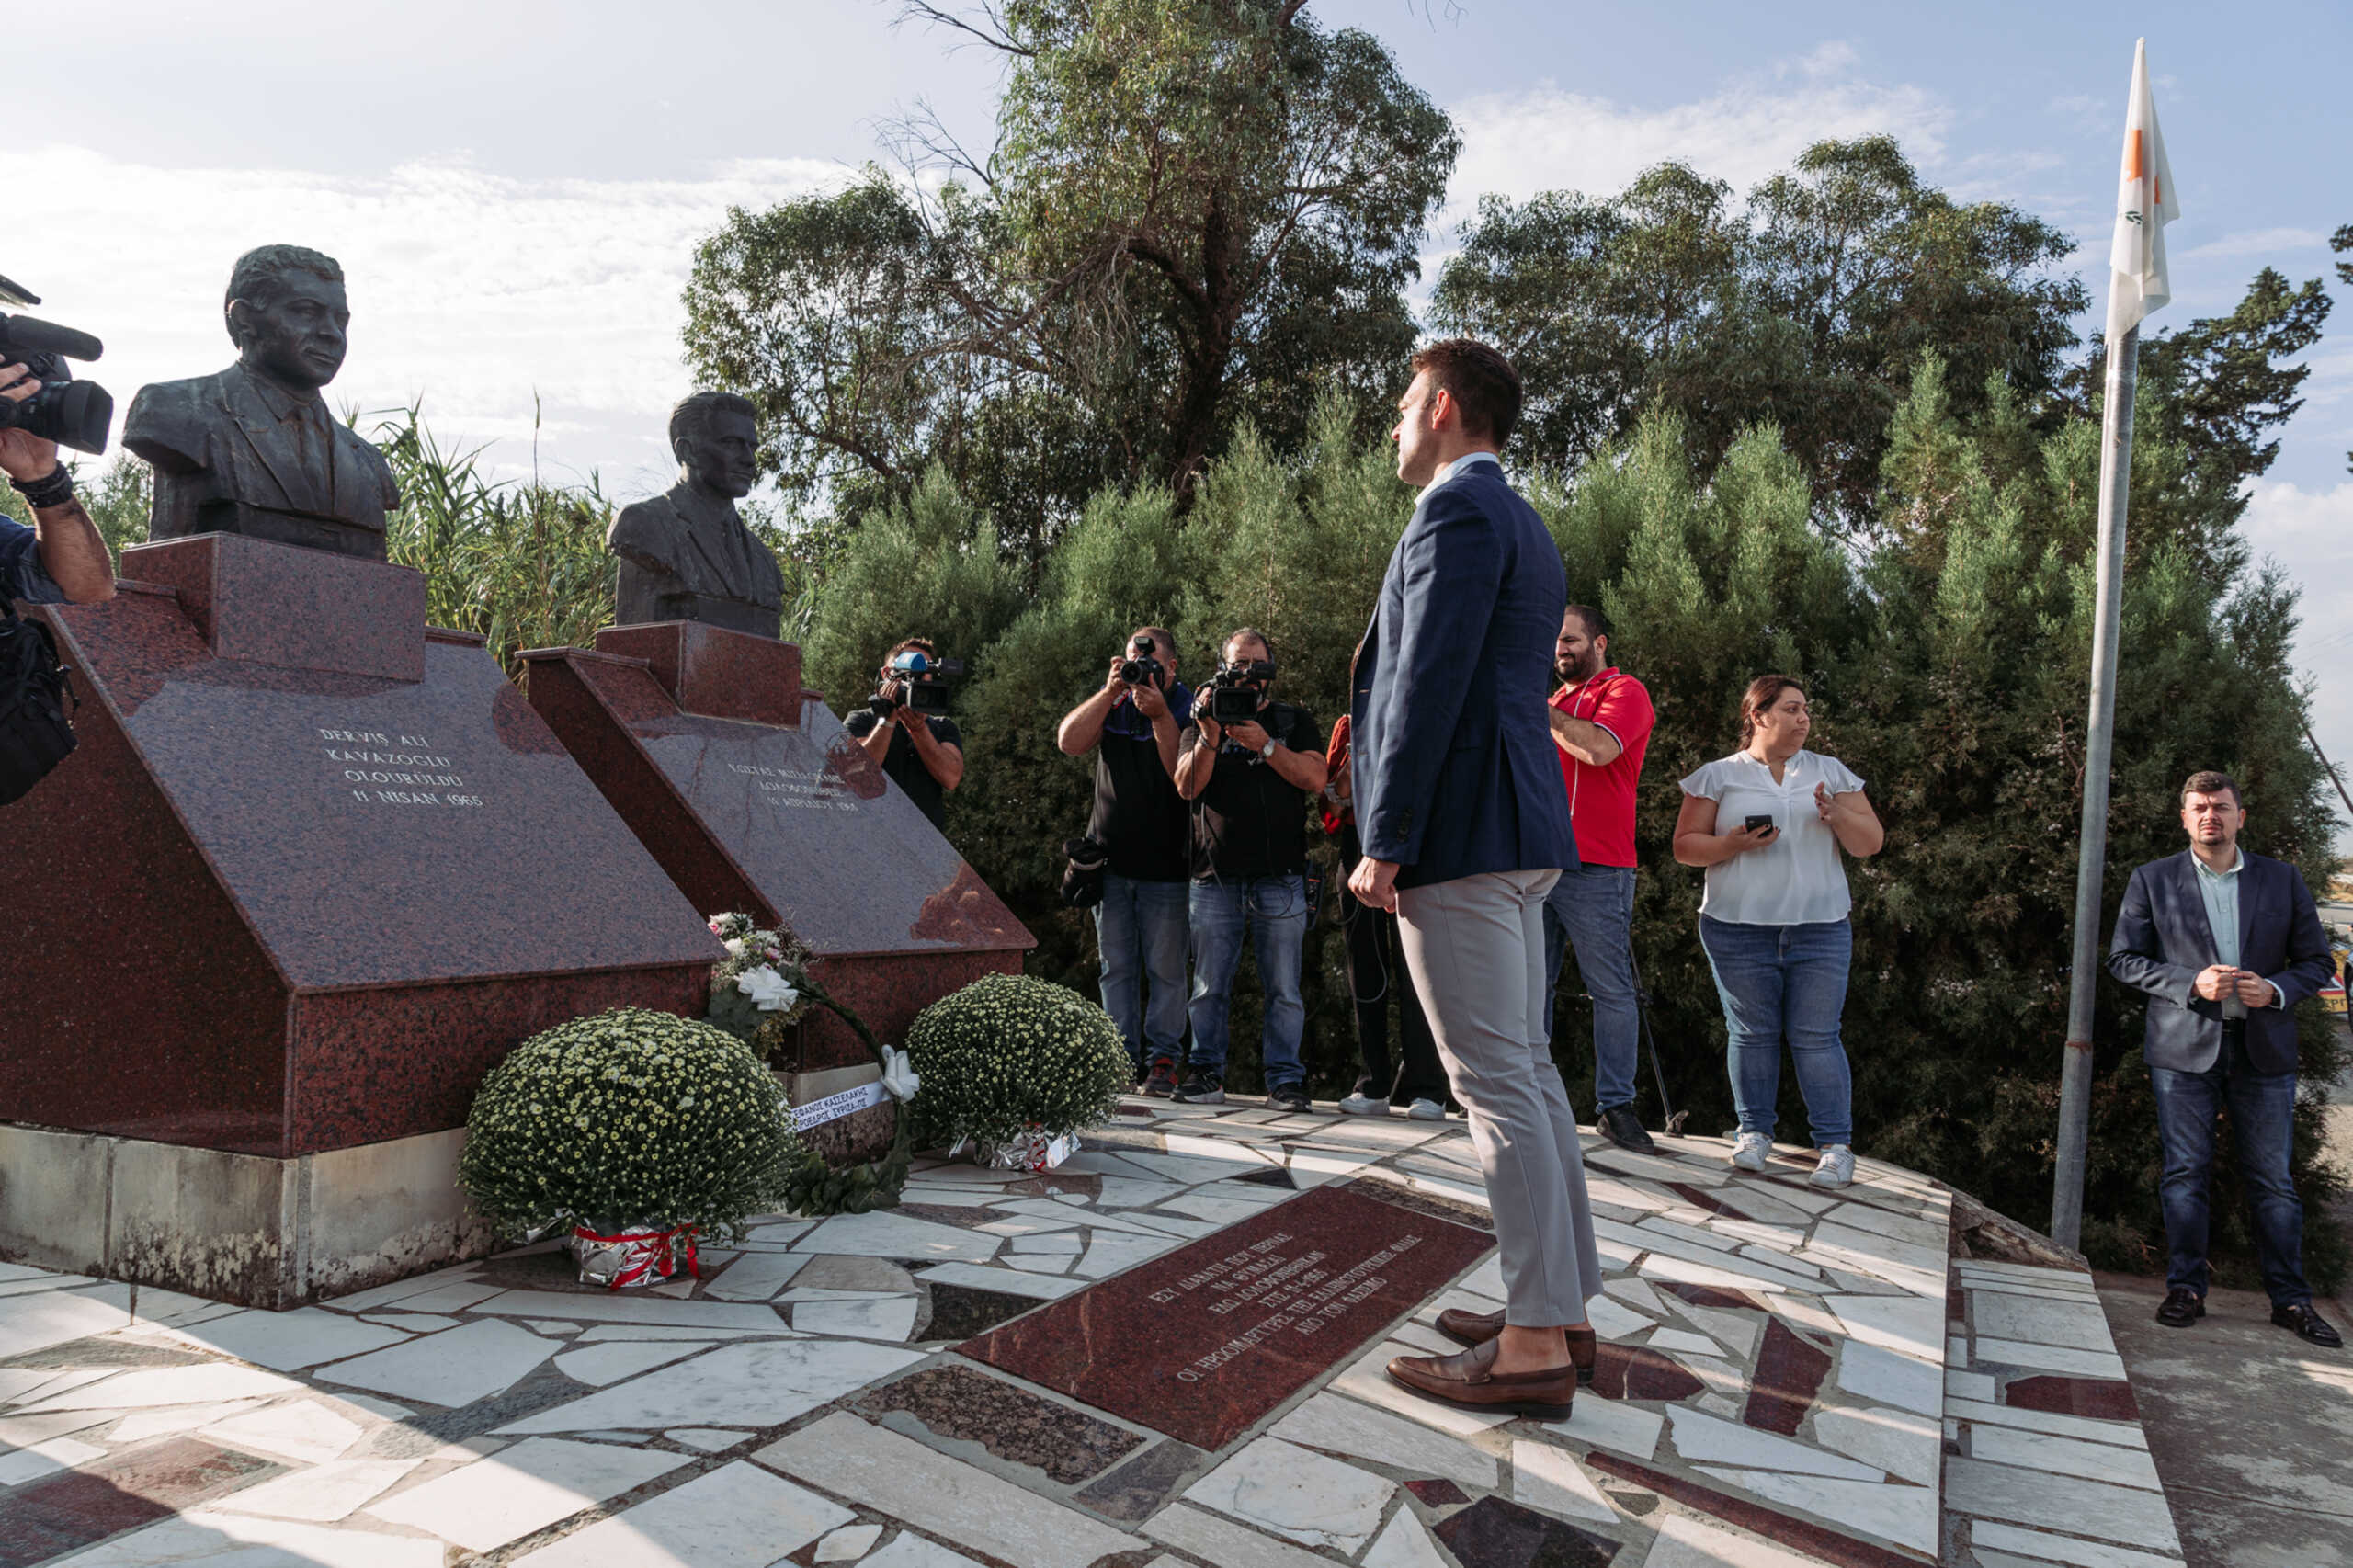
[1387,1337,1575,1419]
[1435,1310,1597,1385]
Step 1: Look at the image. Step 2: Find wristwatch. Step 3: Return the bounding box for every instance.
[1259,738,1278,761]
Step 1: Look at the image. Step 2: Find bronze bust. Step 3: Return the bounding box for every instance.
[607,391,784,638]
[124,244,399,561]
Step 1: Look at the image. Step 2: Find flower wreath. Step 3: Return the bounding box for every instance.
[702,913,915,1215]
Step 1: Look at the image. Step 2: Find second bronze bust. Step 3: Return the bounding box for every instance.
[607,392,785,639]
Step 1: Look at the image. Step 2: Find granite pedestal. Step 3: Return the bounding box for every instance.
[0,533,723,1305]
[520,623,1035,1161]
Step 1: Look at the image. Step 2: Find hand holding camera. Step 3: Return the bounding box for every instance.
[869,648,962,722]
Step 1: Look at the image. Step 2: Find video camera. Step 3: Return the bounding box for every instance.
[1207,658,1276,724]
[870,647,964,719]
[1118,635,1164,688]
[0,276,112,455]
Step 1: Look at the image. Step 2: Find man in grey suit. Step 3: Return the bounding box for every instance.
[1351,339,1597,1417]
[2107,769,2340,1346]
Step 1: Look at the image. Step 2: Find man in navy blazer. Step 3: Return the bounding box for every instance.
[1351,339,1600,1419]
[2107,769,2339,1346]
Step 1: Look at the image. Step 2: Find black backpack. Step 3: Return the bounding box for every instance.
[0,602,75,804]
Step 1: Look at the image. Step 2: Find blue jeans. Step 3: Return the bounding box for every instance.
[1187,875,1307,1090]
[1094,873,1190,1074]
[1541,864,1641,1112]
[2151,1032,2309,1307]
[1698,915,1854,1147]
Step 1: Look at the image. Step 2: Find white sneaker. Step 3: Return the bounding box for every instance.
[1730,1132,1772,1172]
[1337,1093,1391,1117]
[1405,1098,1446,1121]
[1810,1144,1856,1189]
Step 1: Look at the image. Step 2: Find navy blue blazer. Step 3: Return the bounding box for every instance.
[2105,849,2332,1074]
[1350,458,1577,891]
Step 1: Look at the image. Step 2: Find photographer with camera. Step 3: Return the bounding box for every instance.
[1056,628,1194,1093]
[0,362,114,606]
[843,636,964,834]
[1171,629,1326,1111]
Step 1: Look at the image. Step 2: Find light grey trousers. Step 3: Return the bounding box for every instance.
[1397,868,1601,1326]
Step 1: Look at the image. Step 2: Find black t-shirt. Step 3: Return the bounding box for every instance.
[1088,699,1192,883]
[1181,700,1324,881]
[842,710,961,832]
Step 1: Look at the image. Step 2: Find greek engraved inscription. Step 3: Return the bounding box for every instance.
[318,728,486,809]
[1161,1231,1426,1381]
[726,761,860,813]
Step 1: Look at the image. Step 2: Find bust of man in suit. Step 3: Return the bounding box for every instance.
[606,391,784,639]
[124,244,399,560]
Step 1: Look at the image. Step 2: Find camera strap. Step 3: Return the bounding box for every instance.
[0,598,78,806]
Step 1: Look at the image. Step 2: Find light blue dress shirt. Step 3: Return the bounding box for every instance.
[2193,849,2278,1017]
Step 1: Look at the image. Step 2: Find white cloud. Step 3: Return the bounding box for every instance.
[17,145,846,492]
[2242,478,2353,840]
[2181,226,2331,261]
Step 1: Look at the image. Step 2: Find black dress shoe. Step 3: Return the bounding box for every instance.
[2272,1303,2344,1347]
[1598,1105,1658,1155]
[2154,1287,2205,1327]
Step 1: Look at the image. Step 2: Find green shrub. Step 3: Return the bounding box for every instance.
[459,1006,805,1240]
[903,973,1130,1150]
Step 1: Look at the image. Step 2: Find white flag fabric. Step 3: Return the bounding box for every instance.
[2105,38,2180,342]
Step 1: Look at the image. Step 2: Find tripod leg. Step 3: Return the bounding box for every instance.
[1628,948,1683,1135]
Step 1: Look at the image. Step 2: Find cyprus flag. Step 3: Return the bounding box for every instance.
[2105,39,2180,342]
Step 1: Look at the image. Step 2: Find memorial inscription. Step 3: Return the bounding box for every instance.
[960,1181,1493,1449]
[320,728,484,808]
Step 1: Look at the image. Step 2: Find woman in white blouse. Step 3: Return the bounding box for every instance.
[1673,676,1884,1188]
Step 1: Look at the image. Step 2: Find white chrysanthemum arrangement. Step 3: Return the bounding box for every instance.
[904,973,1131,1153]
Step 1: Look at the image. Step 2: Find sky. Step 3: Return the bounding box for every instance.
[17,0,2353,829]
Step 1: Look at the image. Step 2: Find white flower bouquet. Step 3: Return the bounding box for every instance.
[702,913,813,1062]
[904,973,1131,1156]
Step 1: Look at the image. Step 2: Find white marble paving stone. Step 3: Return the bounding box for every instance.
[363,1313,460,1333]
[1645,1327,1723,1358]
[1003,1254,1076,1275]
[16,1363,303,1413]
[169,1307,413,1372]
[756,1411,1142,1568]
[368,1437,689,1551]
[510,1458,855,1568]
[1696,1467,1939,1553]
[1510,1438,1618,1524]
[1945,1458,2182,1552]
[1087,1176,1190,1208]
[200,1400,366,1465]
[211,1459,420,1521]
[1643,1512,1850,1568]
[1639,1252,1792,1296]
[1008,1232,1085,1255]
[1949,1334,1972,1365]
[1815,1198,1951,1247]
[1706,1218,1811,1251]
[500,1337,925,1433]
[1283,1149,1385,1187]
[1954,1257,2091,1284]
[0,1436,104,1485]
[1183,1435,1394,1552]
[1120,1211,1227,1240]
[0,1366,70,1403]
[104,1400,265,1445]
[1161,1131,1283,1165]
[813,1523,886,1562]
[0,1289,134,1359]
[575,1324,779,1341]
[1328,1340,1513,1437]
[1971,1291,2119,1352]
[896,1185,1009,1208]
[0,1262,57,1282]
[1583,1293,1656,1341]
[1543,1392,1665,1460]
[1073,1233,1185,1278]
[1945,1397,2149,1449]
[131,1288,241,1325]
[54,1510,444,1568]
[555,1340,716,1387]
[1268,1391,1499,1490]
[1972,1338,2128,1380]
[1158,1188,1293,1225]
[1672,1303,1763,1360]
[704,1250,810,1301]
[0,1406,117,1449]
[1601,1277,1669,1314]
[665,1426,749,1452]
[468,1290,789,1331]
[913,1262,1089,1301]
[794,1296,921,1340]
[1834,1337,1946,1417]
[380,1279,506,1314]
[311,1267,483,1315]
[1970,1424,2164,1490]
[976,1216,1082,1237]
[1967,1518,2189,1568]
[1142,1501,1355,1568]
[1665,1408,1883,1481]
[1637,1215,1745,1254]
[529,1321,583,1335]
[1361,1507,1451,1568]
[318,1317,560,1408]
[1813,1404,1940,1486]
[1948,1369,1997,1401]
[791,1210,1006,1262]
[1824,1293,1945,1362]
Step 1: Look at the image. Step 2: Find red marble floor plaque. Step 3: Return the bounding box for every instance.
[959,1181,1495,1450]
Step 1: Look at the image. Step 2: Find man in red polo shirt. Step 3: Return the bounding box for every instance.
[1541,605,1659,1153]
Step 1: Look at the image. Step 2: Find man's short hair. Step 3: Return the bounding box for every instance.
[1224,626,1275,666]
[2182,769,2242,806]
[885,635,938,667]
[223,244,344,346]
[670,390,758,451]
[1410,337,1523,447]
[1132,627,1177,672]
[1563,604,1607,640]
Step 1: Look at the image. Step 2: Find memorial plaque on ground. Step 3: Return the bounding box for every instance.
[958,1181,1494,1449]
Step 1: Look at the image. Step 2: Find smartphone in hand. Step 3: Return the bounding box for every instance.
[1745,813,1775,835]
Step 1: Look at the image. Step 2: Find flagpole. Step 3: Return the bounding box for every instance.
[2052,324,2138,1253]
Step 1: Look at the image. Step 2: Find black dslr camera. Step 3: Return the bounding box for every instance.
[870,647,964,719]
[1208,658,1276,724]
[0,276,112,455]
[1118,635,1164,687]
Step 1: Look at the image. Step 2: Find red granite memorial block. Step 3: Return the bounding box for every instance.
[959,1181,1495,1450]
[1,533,722,1158]
[520,622,1034,1074]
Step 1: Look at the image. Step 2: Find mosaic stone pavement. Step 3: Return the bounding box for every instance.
[0,1099,2185,1567]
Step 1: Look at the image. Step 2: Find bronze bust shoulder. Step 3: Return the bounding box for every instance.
[124,244,398,561]
[607,391,785,639]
